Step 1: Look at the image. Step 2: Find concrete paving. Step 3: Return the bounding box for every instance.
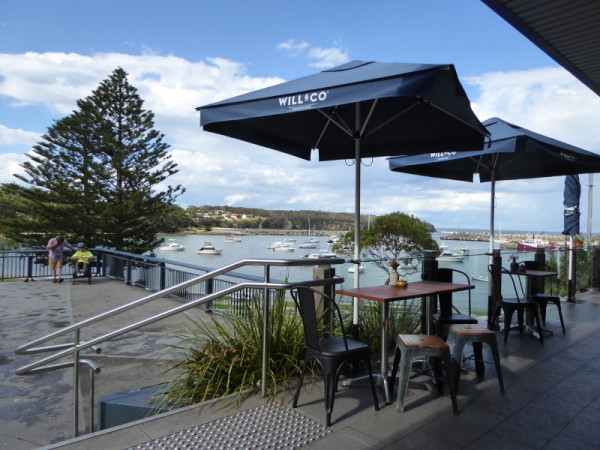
[2,278,600,449]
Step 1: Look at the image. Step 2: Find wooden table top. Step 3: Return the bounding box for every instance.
[336,280,474,303]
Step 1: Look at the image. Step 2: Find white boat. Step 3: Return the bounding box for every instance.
[224,236,242,242]
[471,274,488,282]
[348,264,365,273]
[273,243,295,252]
[306,250,337,259]
[197,242,223,255]
[326,236,341,246]
[399,258,415,269]
[298,241,319,248]
[437,250,466,262]
[159,241,185,251]
[266,241,286,249]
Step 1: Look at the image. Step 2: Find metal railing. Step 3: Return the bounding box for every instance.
[1,248,283,315]
[14,257,345,437]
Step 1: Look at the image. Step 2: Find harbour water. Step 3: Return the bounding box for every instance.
[155,232,538,315]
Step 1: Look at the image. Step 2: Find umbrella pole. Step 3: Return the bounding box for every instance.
[488,176,496,328]
[567,235,575,302]
[352,106,361,335]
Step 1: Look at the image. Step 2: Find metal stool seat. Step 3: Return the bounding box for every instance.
[390,334,458,413]
[448,324,504,393]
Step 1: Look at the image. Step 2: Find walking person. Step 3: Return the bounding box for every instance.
[46,236,74,283]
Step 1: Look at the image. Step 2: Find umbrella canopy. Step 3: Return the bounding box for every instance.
[199,60,487,161]
[197,60,487,325]
[389,117,600,253]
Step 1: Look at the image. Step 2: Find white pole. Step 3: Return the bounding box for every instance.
[353,104,361,326]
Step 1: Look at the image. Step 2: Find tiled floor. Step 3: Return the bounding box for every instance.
[2,280,600,449]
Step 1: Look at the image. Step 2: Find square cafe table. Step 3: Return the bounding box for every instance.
[336,280,474,403]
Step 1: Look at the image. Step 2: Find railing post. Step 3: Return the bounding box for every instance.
[488,249,502,330]
[533,248,546,294]
[421,250,438,333]
[592,246,600,289]
[313,265,335,330]
[72,329,80,438]
[261,265,270,397]
[159,262,166,290]
[126,259,132,285]
[26,254,34,282]
[205,278,214,313]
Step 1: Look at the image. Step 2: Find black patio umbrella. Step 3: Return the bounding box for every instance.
[389,117,600,255]
[197,60,487,325]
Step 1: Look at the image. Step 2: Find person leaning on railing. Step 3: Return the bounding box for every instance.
[46,236,74,283]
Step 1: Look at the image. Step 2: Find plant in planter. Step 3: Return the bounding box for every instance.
[154,293,305,412]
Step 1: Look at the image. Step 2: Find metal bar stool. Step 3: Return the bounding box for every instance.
[390,334,458,413]
[448,324,504,393]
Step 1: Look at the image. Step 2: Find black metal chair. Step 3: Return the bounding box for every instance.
[488,264,544,344]
[290,286,379,426]
[521,261,566,334]
[422,268,478,338]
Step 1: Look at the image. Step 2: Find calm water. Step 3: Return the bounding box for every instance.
[154,233,537,314]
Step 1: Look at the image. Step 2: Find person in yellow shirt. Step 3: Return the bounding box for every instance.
[71,243,94,276]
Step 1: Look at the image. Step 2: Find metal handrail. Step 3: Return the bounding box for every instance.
[15,257,344,357]
[14,257,344,437]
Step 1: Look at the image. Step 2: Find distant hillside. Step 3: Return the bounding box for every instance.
[185,205,436,232]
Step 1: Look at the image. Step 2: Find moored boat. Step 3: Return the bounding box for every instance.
[159,241,185,251]
[197,242,223,255]
[348,264,365,273]
[517,238,557,251]
[437,250,466,262]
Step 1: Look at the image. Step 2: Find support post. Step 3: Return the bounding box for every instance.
[488,249,501,330]
[421,250,438,333]
[592,246,600,290]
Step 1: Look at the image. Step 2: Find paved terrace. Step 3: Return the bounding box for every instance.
[1,278,600,449]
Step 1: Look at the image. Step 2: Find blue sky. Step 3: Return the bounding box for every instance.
[1,0,600,233]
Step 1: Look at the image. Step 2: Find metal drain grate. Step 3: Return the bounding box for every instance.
[129,404,331,449]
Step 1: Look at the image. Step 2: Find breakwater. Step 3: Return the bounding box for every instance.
[166,228,344,238]
[441,231,572,248]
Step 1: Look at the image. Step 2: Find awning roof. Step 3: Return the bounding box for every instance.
[482,0,600,97]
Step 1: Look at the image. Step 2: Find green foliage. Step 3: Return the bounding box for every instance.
[156,296,305,410]
[156,290,422,411]
[546,245,594,296]
[356,299,421,357]
[0,68,183,253]
[350,212,439,277]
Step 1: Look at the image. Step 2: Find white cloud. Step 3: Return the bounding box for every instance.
[0,124,41,147]
[276,40,349,69]
[0,152,27,184]
[467,67,600,152]
[1,53,599,232]
[275,40,309,54]
[307,46,349,69]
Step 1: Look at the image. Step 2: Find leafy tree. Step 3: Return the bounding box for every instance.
[342,212,438,278]
[0,68,183,253]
